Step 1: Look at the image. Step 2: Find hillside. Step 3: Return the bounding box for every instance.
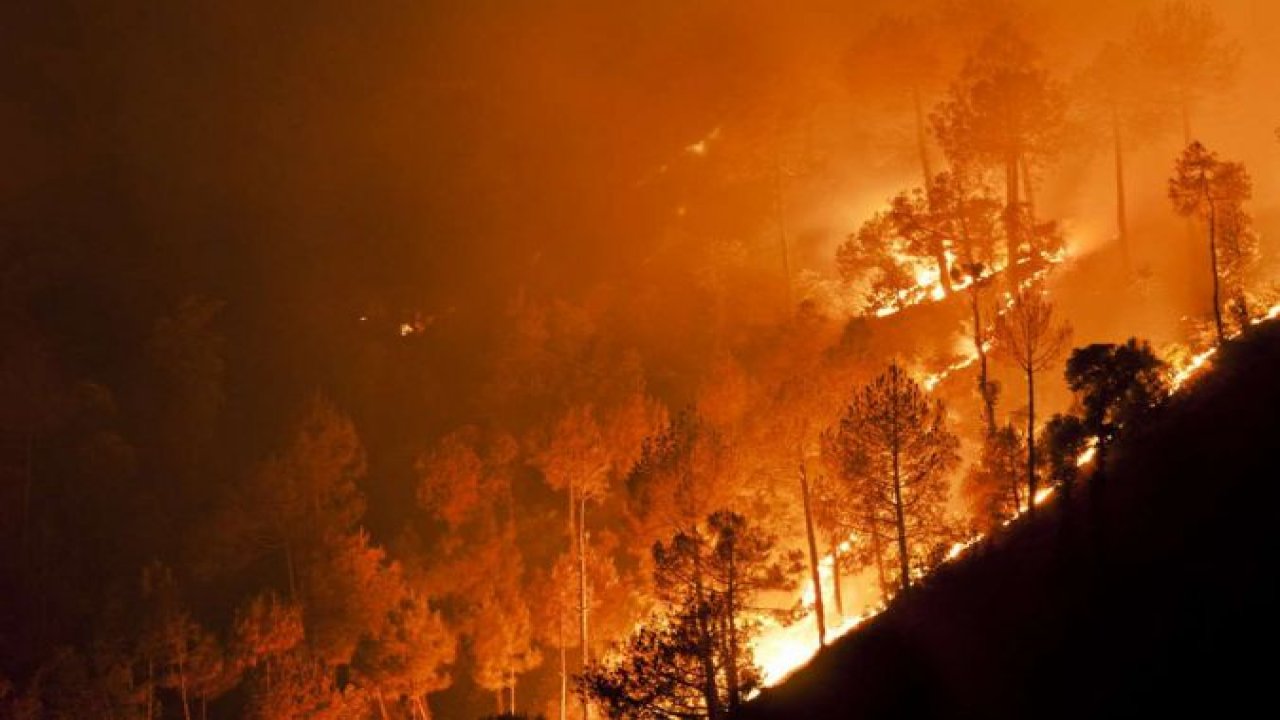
[743,321,1280,719]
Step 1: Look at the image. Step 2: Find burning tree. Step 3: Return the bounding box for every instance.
[931,171,1005,434]
[993,285,1071,514]
[932,25,1065,271]
[839,213,922,317]
[580,511,800,720]
[824,364,960,593]
[1168,142,1255,343]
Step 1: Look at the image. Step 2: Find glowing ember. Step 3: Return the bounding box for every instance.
[685,126,721,156]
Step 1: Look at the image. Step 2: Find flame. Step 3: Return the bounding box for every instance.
[752,252,1067,687]
[921,347,980,392]
[1075,438,1098,468]
[754,610,876,689]
[750,256,1275,692]
[1168,303,1280,391]
[873,246,1069,320]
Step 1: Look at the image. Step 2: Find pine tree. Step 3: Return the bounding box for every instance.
[580,511,799,719]
[824,364,960,592]
[993,285,1071,514]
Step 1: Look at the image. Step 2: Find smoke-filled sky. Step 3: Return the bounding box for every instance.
[6,0,1278,323]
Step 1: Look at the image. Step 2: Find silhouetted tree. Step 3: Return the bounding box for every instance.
[1041,414,1089,497]
[580,511,798,719]
[1064,339,1169,472]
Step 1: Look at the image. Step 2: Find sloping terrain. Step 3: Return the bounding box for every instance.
[743,321,1280,719]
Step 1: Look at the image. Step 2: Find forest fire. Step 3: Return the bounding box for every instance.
[4,2,1279,719]
[751,294,1280,690]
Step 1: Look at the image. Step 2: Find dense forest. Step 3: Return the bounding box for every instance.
[2,1,1278,718]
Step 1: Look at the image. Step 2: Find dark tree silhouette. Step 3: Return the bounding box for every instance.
[581,511,799,720]
[1041,414,1089,497]
[1064,339,1169,472]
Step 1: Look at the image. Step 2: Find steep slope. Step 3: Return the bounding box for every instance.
[743,322,1280,719]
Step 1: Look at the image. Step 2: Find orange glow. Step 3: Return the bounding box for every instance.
[754,298,1280,690]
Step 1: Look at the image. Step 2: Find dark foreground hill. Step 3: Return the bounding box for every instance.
[743,322,1280,720]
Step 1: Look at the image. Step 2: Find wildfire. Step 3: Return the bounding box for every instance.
[922,346,981,392]
[1168,303,1280,391]
[751,263,1276,694]
[754,608,878,690]
[872,247,1069,320]
[1075,438,1099,468]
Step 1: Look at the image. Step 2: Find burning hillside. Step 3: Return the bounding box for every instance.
[3,2,1280,720]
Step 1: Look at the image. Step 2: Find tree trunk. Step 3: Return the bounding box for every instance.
[725,532,742,714]
[934,248,953,295]
[179,661,192,720]
[691,529,722,720]
[1020,154,1037,226]
[829,539,845,619]
[1010,452,1023,514]
[890,412,910,592]
[577,494,591,720]
[559,620,567,720]
[1207,198,1225,344]
[870,514,888,598]
[970,286,996,437]
[1026,368,1037,516]
[799,464,826,647]
[1004,152,1022,275]
[1111,105,1132,274]
[376,690,390,720]
[912,85,933,186]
